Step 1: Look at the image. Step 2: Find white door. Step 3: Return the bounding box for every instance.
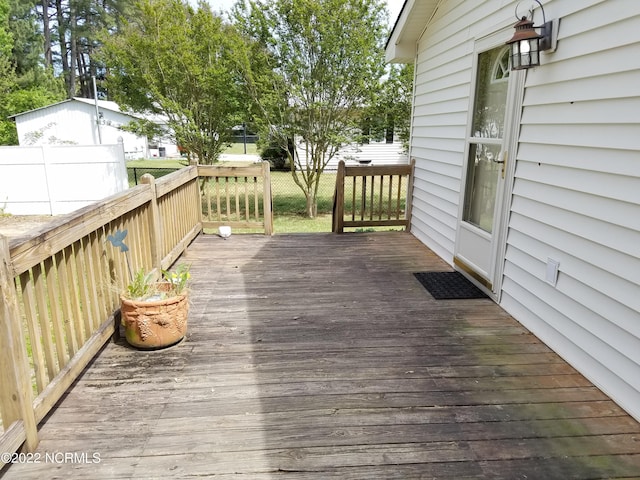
[455,40,524,296]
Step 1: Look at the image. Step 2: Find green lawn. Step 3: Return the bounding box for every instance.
[126,153,405,234]
[126,159,187,168]
[224,142,259,155]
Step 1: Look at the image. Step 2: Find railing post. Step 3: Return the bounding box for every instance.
[333,160,346,233]
[405,158,416,231]
[194,165,204,233]
[261,161,273,235]
[140,174,163,275]
[0,235,39,453]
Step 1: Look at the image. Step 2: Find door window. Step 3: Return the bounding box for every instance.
[462,47,510,233]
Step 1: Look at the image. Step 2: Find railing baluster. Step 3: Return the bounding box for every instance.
[20,270,48,392]
[44,256,68,367]
[396,174,403,220]
[206,178,212,222]
[215,177,221,221]
[388,175,393,220]
[378,175,384,220]
[369,175,375,221]
[32,263,57,379]
[351,176,356,222]
[361,176,366,221]
[225,178,231,221]
[234,177,240,221]
[74,239,94,342]
[244,177,250,221]
[254,177,259,221]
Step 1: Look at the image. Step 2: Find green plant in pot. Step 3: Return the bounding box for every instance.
[108,230,190,349]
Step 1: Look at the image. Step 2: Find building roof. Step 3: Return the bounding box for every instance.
[385,0,441,63]
[9,97,131,119]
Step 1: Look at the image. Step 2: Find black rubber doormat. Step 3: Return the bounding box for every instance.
[413,271,488,300]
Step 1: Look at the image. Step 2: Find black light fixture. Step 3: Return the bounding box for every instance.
[506,1,557,70]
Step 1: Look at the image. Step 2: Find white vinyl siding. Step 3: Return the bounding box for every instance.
[13,99,149,158]
[502,0,640,420]
[407,0,640,421]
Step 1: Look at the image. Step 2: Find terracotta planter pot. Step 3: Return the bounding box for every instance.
[120,289,189,349]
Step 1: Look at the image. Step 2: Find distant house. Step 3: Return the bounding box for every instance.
[387,1,640,421]
[296,139,408,171]
[9,98,178,159]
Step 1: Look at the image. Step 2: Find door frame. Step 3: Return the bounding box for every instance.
[454,28,526,302]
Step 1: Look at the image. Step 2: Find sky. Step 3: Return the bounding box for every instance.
[193,0,405,28]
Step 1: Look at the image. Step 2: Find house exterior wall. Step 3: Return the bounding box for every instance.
[296,140,408,171]
[407,0,640,421]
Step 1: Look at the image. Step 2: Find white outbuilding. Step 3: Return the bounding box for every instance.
[9,97,177,159]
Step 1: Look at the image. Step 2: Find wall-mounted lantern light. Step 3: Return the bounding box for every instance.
[506,1,558,70]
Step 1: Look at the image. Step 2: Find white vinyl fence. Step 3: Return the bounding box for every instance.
[0,142,128,215]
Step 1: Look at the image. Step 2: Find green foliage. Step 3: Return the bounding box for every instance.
[6,0,42,76]
[100,0,248,165]
[0,0,12,58]
[233,0,388,217]
[0,1,65,145]
[124,264,191,301]
[119,118,166,145]
[362,63,414,150]
[126,269,154,300]
[162,264,190,296]
[0,82,65,145]
[259,138,292,171]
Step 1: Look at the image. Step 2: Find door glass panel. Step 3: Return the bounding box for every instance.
[463,46,510,233]
[471,48,509,138]
[463,143,501,232]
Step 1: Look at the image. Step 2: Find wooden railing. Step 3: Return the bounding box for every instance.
[198,161,273,235]
[332,159,415,233]
[0,166,202,465]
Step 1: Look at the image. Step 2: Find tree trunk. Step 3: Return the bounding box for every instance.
[305,189,317,218]
[68,5,77,97]
[42,0,52,68]
[55,0,71,96]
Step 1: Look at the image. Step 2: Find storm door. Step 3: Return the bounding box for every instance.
[455,42,523,295]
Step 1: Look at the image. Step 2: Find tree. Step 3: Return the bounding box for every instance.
[0,0,18,143]
[362,63,414,150]
[7,0,42,76]
[0,0,65,145]
[234,0,387,217]
[100,0,247,164]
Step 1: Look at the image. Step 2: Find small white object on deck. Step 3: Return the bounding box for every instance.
[218,226,231,238]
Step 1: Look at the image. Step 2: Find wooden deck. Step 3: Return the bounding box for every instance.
[2,232,640,479]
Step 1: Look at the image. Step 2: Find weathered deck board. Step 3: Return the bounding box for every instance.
[2,232,640,479]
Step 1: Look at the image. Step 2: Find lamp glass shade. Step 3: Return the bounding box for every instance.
[510,37,540,69]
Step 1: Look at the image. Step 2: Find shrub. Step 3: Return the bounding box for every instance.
[259,138,293,171]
